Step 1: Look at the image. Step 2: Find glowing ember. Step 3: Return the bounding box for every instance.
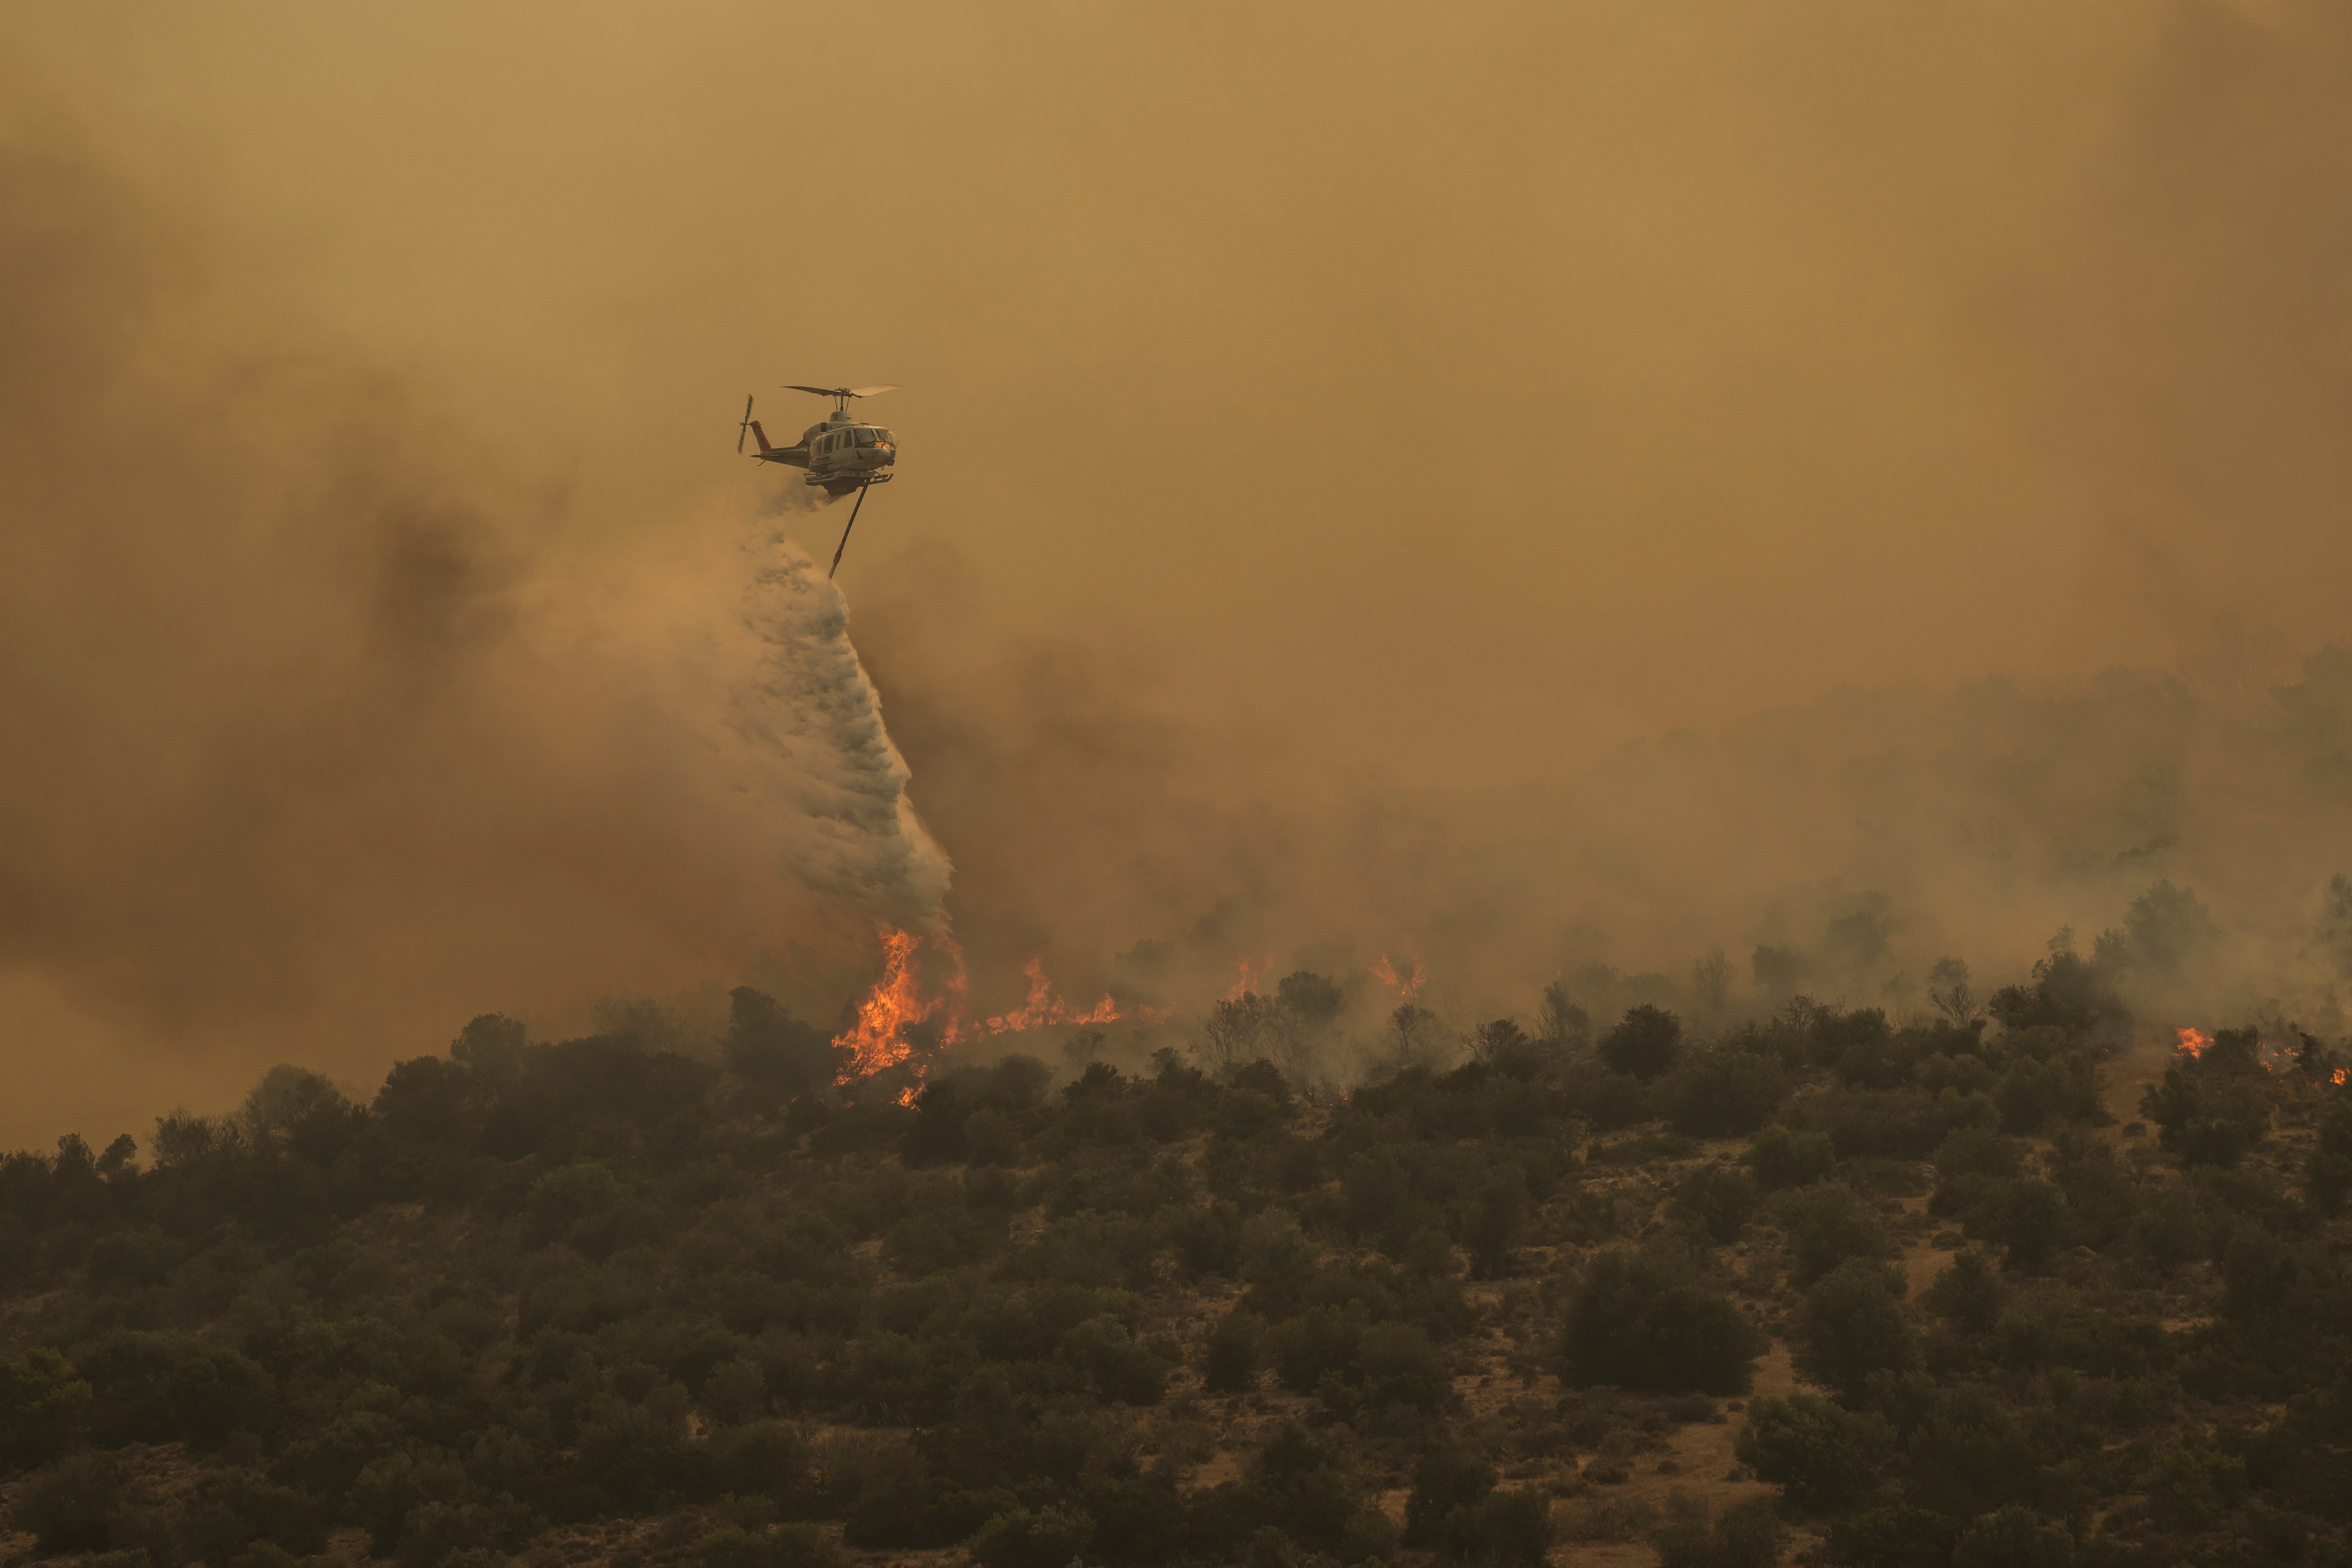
[832,928,939,1083]
[2175,1026,2211,1059]
[2335,1067,2349,1087]
[1372,952,1426,1001]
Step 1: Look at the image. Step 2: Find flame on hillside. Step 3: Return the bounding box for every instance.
[1372,952,1426,1001]
[984,955,1123,1034]
[1225,954,1274,1001]
[831,930,1169,1095]
[2175,1026,2211,1058]
[833,929,939,1084]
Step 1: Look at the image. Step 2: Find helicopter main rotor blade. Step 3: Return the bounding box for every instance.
[845,385,898,398]
[782,384,901,399]
[828,484,869,579]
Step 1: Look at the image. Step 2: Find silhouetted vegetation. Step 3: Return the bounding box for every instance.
[0,947,2347,1568]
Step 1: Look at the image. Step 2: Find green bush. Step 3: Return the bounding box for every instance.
[1922,1251,2005,1334]
[1794,1260,1919,1403]
[75,1331,268,1449]
[1202,1308,1263,1392]
[1952,1506,2072,1568]
[7,1454,121,1554]
[1736,1392,1890,1512]
[1827,1504,1959,1568]
[1601,1005,1685,1080]
[1776,1184,1894,1286]
[1747,1126,1835,1191]
[1660,1047,1790,1138]
[0,1347,91,1469]
[969,1505,1095,1568]
[1654,1496,1784,1568]
[1670,1167,1761,1243]
[1563,1247,1763,1395]
[1973,1179,2068,1272]
[1404,1440,1495,1546]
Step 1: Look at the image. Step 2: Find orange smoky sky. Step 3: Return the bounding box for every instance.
[4,2,2352,1146]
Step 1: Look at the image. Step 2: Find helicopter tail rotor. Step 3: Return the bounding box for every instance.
[737,394,754,454]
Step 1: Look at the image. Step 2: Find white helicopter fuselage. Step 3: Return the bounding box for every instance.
[800,411,896,490]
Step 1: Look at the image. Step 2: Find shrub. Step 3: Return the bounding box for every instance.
[1248,1422,1370,1552]
[6,1454,119,1554]
[75,1331,269,1449]
[695,1525,842,1568]
[1776,1184,1894,1286]
[1356,1321,1448,1412]
[1202,1308,1263,1392]
[969,1505,1096,1568]
[1952,1506,2072,1568]
[1975,1179,2068,1272]
[1828,1505,1960,1568]
[1660,1048,1789,1139]
[1654,1495,1785,1568]
[1451,1488,1555,1566]
[179,1469,326,1563]
[1922,1251,2006,1334]
[1404,1440,1496,1547]
[2140,1063,2269,1168]
[1747,1126,1835,1192]
[1563,1248,1764,1395]
[1993,1052,2099,1135]
[1601,1006,1685,1081]
[1737,1392,1890,1513]
[1061,1316,1169,1406]
[1670,1167,1761,1244]
[1794,1260,1919,1404]
[0,1348,91,1469]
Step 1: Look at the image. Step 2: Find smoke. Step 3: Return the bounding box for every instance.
[722,528,952,934]
[855,556,2352,1071]
[0,124,944,1144]
[10,2,2352,1126]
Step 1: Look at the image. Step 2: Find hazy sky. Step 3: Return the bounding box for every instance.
[5,2,2351,1144]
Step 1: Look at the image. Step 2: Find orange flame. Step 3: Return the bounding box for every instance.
[2175,1026,2211,1059]
[2334,1067,2348,1087]
[1372,952,1426,1001]
[830,938,1166,1089]
[1225,953,1275,1001]
[833,928,938,1084]
[979,954,1164,1035]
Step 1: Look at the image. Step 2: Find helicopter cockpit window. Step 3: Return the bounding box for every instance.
[874,429,893,444]
[854,429,875,447]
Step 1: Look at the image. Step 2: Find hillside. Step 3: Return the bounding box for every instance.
[2,964,2347,1568]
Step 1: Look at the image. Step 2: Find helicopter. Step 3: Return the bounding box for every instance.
[737,384,899,577]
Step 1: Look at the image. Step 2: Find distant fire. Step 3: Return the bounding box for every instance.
[1225,954,1274,1001]
[982,955,1126,1034]
[2336,1067,2349,1087]
[1372,952,1426,1001]
[2175,1027,2211,1059]
[831,932,1167,1094]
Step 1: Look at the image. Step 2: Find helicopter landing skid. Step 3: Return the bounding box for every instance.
[805,470,894,487]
